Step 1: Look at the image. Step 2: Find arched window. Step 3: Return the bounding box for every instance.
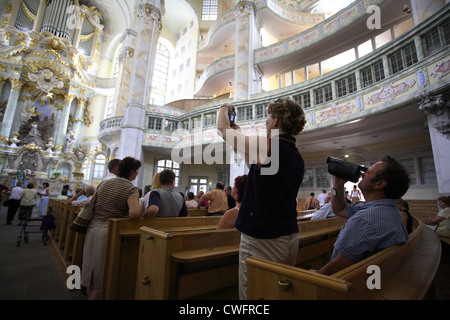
[202,0,218,20]
[93,154,106,179]
[156,159,180,188]
[150,42,170,106]
[106,45,125,117]
[60,163,71,178]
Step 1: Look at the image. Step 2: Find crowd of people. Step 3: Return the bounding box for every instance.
[1,98,449,300]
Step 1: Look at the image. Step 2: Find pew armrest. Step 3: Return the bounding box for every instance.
[171,244,239,263]
[246,256,353,299]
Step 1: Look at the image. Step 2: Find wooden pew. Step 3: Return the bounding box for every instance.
[187,208,208,216]
[246,217,441,300]
[71,227,85,268]
[57,203,71,251]
[136,227,241,300]
[135,217,346,300]
[62,205,82,262]
[297,199,306,211]
[296,217,345,269]
[100,216,222,300]
[407,199,439,223]
[297,209,316,221]
[52,199,66,244]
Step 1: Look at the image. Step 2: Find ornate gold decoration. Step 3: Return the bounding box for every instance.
[46,37,64,51]
[10,78,23,91]
[20,1,36,22]
[80,33,94,42]
[25,106,44,117]
[24,142,41,151]
[28,68,64,100]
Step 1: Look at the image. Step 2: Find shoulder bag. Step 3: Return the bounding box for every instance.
[70,192,98,234]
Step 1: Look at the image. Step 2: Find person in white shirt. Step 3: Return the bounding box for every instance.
[317,189,328,207]
[7,182,24,225]
[103,159,120,180]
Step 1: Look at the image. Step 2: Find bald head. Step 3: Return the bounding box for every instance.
[85,185,96,196]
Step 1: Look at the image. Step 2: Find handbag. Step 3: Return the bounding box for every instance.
[70,193,97,234]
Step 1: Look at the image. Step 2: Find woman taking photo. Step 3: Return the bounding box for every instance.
[81,156,143,300]
[218,98,306,299]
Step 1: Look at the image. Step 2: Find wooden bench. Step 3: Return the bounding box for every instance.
[297,198,306,211]
[187,208,208,216]
[100,216,222,300]
[407,199,439,223]
[246,217,441,300]
[52,199,66,244]
[62,205,82,262]
[136,227,241,300]
[297,209,316,221]
[134,217,346,300]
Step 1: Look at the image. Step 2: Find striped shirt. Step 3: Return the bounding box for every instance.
[93,177,139,219]
[332,199,408,262]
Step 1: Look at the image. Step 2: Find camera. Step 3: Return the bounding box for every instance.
[229,110,236,126]
[326,157,367,183]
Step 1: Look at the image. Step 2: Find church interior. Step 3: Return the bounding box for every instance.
[0,0,449,302]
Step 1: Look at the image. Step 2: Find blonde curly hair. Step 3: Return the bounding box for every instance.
[267,98,306,136]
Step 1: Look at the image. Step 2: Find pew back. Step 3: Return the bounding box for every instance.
[246,217,441,300]
[407,199,439,223]
[135,217,346,300]
[100,216,222,300]
[136,227,241,300]
[187,208,208,216]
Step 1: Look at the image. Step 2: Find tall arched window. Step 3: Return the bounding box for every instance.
[60,163,71,178]
[106,45,125,117]
[93,154,106,179]
[150,42,170,106]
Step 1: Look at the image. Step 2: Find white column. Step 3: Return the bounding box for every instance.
[55,93,75,151]
[0,78,23,142]
[233,1,261,101]
[118,2,162,186]
[419,92,450,194]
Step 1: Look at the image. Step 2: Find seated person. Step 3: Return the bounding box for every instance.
[310,203,336,220]
[56,188,69,200]
[197,182,228,216]
[316,156,409,275]
[67,185,96,206]
[216,175,248,229]
[185,192,198,208]
[426,196,450,238]
[196,191,209,207]
[144,169,188,218]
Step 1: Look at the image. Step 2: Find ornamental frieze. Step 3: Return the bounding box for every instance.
[364,80,416,105]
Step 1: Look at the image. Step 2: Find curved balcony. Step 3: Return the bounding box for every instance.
[194,55,235,96]
[144,9,450,156]
[195,0,396,95]
[198,0,324,52]
[98,116,122,145]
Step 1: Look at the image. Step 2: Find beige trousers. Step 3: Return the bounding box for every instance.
[238,232,298,300]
